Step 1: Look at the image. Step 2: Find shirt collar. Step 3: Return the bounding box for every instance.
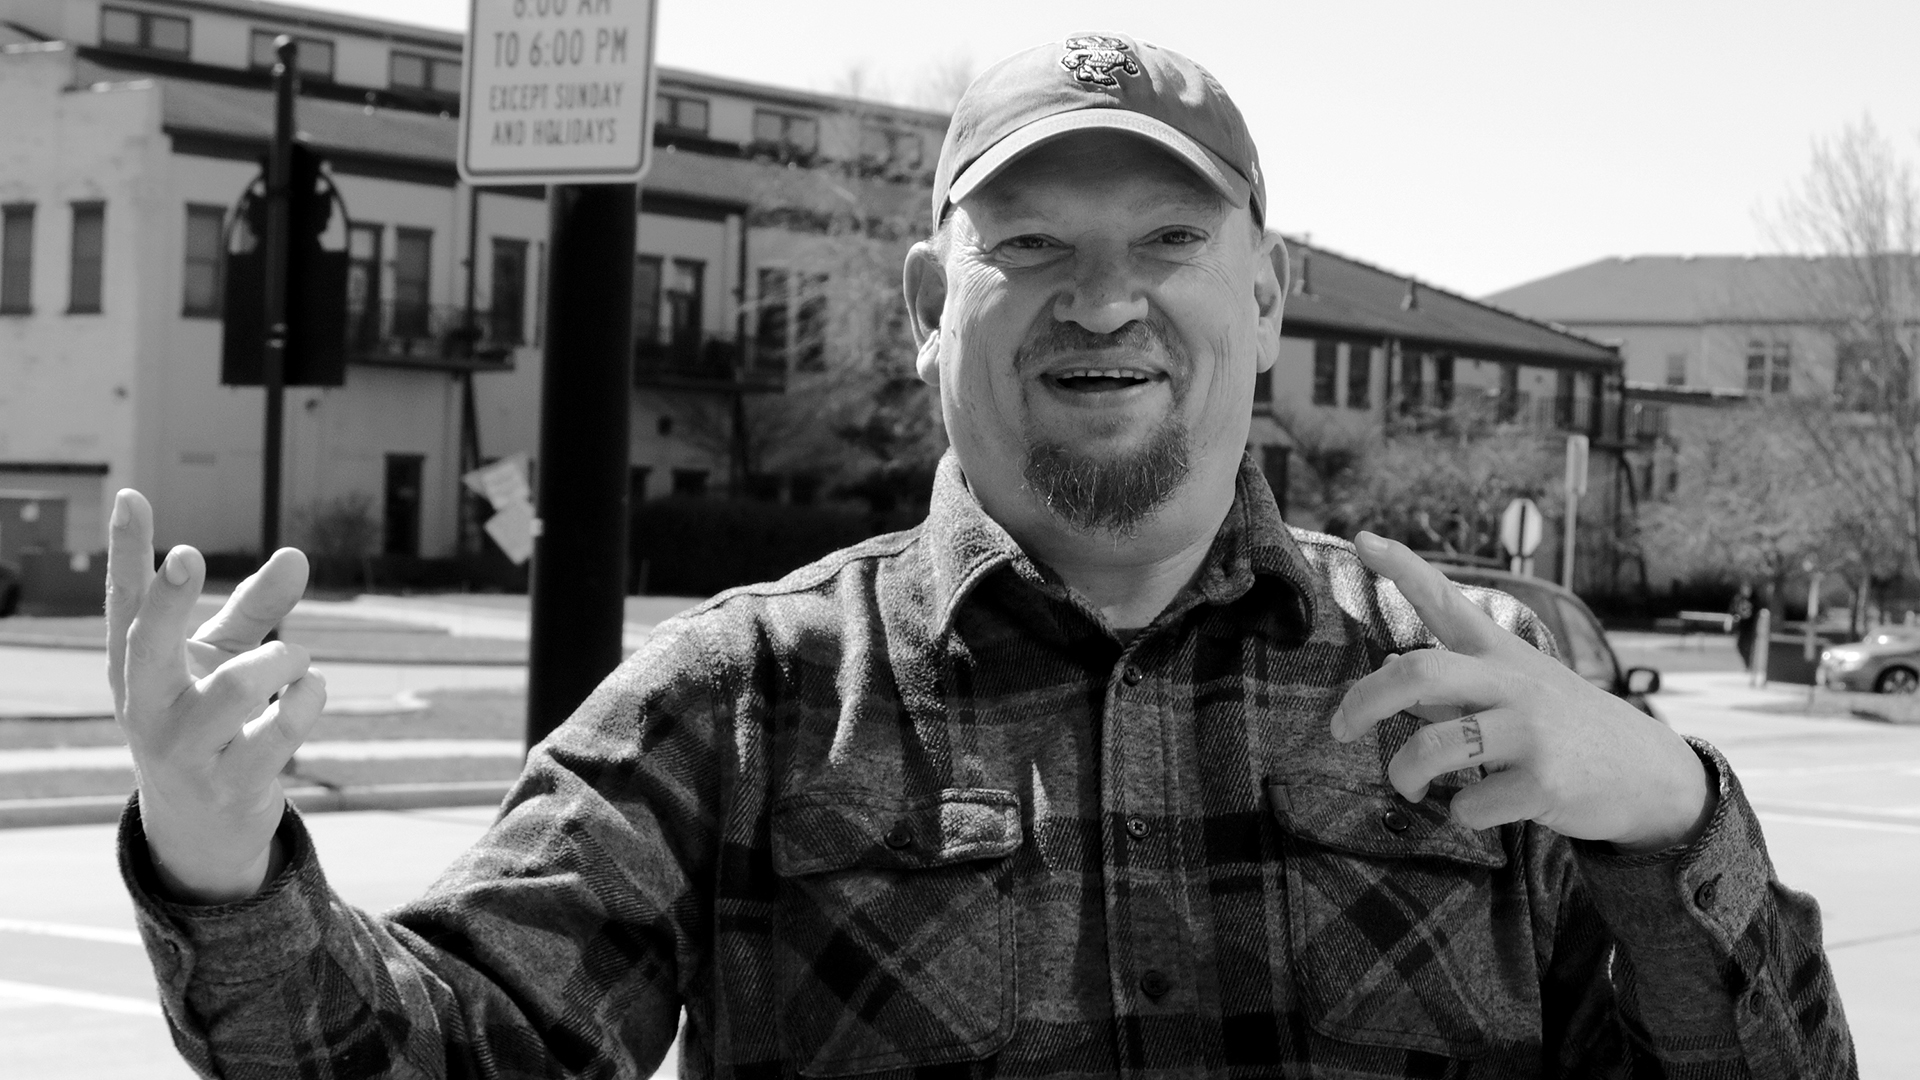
[925,450,1320,637]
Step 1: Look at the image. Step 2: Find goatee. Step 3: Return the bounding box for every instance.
[1024,415,1190,534]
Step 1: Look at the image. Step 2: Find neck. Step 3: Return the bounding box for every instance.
[1008,472,1239,631]
[1033,525,1220,629]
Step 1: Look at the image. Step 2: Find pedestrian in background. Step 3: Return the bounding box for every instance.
[1732,581,1758,666]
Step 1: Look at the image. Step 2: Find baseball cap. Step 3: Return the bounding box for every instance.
[931,32,1265,228]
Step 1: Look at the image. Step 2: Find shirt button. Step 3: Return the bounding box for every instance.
[1125,816,1151,840]
[1122,665,1145,687]
[884,823,914,850]
[1139,969,1171,999]
[1694,876,1720,911]
[1380,809,1412,834]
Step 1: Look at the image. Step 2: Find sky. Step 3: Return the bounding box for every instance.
[301,0,1920,297]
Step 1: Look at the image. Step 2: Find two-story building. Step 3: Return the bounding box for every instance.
[0,0,946,568]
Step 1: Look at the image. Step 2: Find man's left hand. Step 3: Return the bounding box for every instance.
[1331,532,1713,854]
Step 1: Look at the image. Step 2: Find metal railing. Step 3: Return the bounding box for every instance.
[346,299,519,368]
[633,333,783,391]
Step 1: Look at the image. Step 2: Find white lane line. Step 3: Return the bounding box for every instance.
[0,918,141,946]
[1739,759,1920,778]
[0,979,161,1016]
[1757,811,1920,835]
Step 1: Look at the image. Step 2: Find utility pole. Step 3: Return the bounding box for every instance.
[1561,433,1588,591]
[524,184,637,746]
[259,36,296,560]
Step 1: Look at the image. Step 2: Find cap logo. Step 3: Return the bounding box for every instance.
[1060,36,1140,87]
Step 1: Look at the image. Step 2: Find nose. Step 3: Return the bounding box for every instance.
[1053,248,1148,335]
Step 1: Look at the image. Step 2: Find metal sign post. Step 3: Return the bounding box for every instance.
[1561,434,1589,591]
[460,0,657,750]
[260,37,297,560]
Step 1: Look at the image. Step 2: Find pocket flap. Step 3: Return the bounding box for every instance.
[772,788,1021,876]
[1266,778,1506,868]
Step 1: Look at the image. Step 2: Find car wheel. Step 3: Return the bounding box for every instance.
[1876,667,1920,694]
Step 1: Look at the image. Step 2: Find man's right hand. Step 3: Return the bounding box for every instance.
[107,489,327,904]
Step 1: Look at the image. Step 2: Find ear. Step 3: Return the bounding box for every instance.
[1253,229,1287,374]
[903,240,947,388]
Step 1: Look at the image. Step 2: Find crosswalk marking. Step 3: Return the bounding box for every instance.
[0,918,142,946]
[0,979,161,1017]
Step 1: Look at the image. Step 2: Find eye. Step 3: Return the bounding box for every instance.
[991,233,1066,266]
[1149,227,1208,248]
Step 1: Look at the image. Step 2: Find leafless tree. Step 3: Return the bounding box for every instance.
[1763,117,1920,610]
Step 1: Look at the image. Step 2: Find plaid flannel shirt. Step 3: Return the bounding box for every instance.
[122,453,1854,1079]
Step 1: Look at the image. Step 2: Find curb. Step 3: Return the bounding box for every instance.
[0,780,513,829]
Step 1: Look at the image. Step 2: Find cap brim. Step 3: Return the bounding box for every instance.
[945,108,1252,216]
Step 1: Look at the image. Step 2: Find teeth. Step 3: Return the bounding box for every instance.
[1058,368,1148,380]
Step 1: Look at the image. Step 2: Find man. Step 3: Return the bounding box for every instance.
[111,32,1851,1078]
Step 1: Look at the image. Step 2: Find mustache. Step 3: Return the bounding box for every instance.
[1014,318,1188,374]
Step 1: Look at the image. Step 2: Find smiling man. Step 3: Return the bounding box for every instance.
[109,32,1851,1079]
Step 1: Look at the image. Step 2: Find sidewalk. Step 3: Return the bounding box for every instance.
[0,591,707,827]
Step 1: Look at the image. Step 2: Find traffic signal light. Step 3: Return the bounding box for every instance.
[220,142,348,387]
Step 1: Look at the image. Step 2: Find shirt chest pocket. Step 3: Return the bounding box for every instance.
[770,787,1021,1077]
[1267,778,1542,1062]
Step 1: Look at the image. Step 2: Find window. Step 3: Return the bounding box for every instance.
[1433,354,1455,408]
[1311,339,1337,405]
[670,469,708,497]
[752,110,819,158]
[488,238,527,345]
[1554,597,1619,690]
[666,258,704,352]
[390,51,462,95]
[1399,349,1423,411]
[754,267,788,368]
[1834,340,1908,409]
[659,94,709,135]
[100,5,190,57]
[68,202,105,314]
[248,31,335,81]
[1745,339,1791,395]
[391,227,431,337]
[1346,342,1371,410]
[1664,351,1687,387]
[860,127,924,170]
[633,254,663,347]
[346,222,382,349]
[1553,369,1576,429]
[182,204,224,317]
[755,267,826,371]
[1,204,31,314]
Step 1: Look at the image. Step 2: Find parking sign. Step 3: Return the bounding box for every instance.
[459,0,658,186]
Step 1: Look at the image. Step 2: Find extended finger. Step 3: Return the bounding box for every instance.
[1332,648,1508,743]
[193,641,313,749]
[1353,532,1511,656]
[221,668,326,782]
[194,548,310,654]
[125,545,206,709]
[105,490,155,713]
[1446,769,1551,831]
[1384,710,1522,804]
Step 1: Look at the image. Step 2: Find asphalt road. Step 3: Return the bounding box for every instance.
[2,649,1916,1077]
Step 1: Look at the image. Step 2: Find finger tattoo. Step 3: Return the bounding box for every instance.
[1461,714,1485,759]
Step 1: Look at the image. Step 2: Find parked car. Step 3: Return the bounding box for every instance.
[0,558,18,617]
[1816,628,1920,693]
[1429,560,1662,717]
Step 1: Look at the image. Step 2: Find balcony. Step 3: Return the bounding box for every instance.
[633,334,784,393]
[347,300,518,372]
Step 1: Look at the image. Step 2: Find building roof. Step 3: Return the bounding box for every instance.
[72,53,929,224]
[1482,254,1849,325]
[1279,241,1620,369]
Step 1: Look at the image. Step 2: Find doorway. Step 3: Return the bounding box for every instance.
[383,454,425,557]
